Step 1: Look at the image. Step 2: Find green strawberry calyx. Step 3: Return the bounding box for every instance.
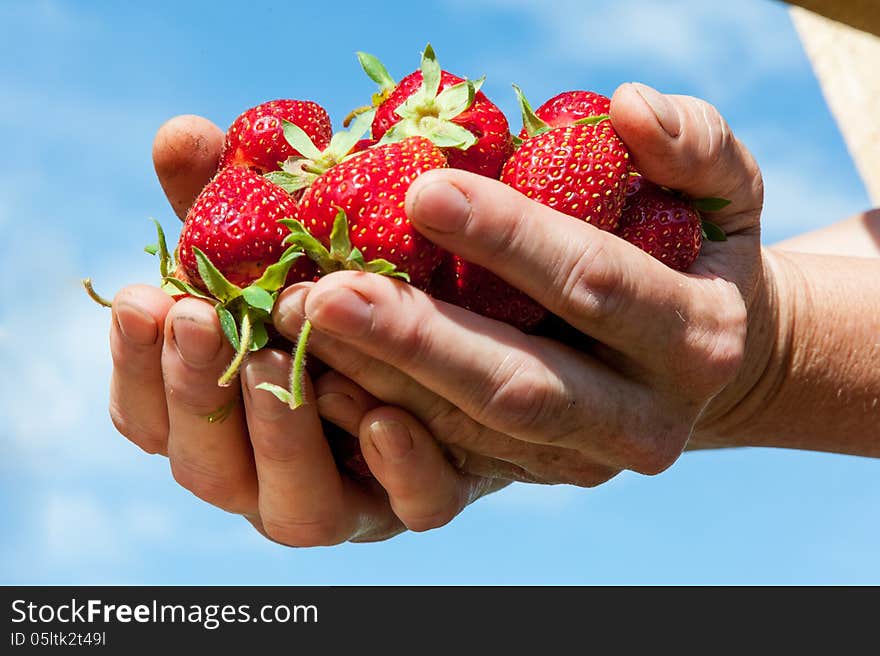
[377,44,482,152]
[257,210,409,409]
[512,84,610,143]
[145,219,306,387]
[264,109,376,195]
[343,51,398,127]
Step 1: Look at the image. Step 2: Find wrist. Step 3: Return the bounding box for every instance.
[691,247,792,447]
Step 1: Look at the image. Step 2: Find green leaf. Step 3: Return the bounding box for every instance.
[513,84,551,138]
[250,318,269,351]
[326,109,376,162]
[365,258,410,281]
[161,276,213,300]
[264,170,312,194]
[434,79,475,119]
[252,246,303,291]
[573,114,611,126]
[419,43,442,99]
[216,305,240,351]
[255,382,292,405]
[192,247,242,303]
[161,279,187,296]
[346,246,367,269]
[356,51,397,92]
[280,219,334,270]
[511,134,524,148]
[241,285,275,314]
[328,209,353,259]
[692,197,732,213]
[282,120,324,160]
[419,117,478,150]
[701,220,727,242]
[147,218,172,278]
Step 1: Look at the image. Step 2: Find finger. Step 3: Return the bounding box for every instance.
[277,280,635,479]
[162,297,257,514]
[240,350,398,546]
[313,370,568,483]
[405,168,716,364]
[152,115,224,221]
[609,83,763,230]
[359,406,491,532]
[314,370,382,437]
[108,285,175,455]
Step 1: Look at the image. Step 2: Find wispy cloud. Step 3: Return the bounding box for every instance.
[448,0,800,100]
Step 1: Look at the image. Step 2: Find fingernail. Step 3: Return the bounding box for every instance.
[115,301,158,346]
[409,180,471,233]
[316,393,358,426]
[307,287,373,338]
[274,285,310,332]
[367,420,414,463]
[171,315,222,367]
[631,82,680,137]
[244,362,287,420]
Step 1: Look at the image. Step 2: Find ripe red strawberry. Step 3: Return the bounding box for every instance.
[259,136,450,409]
[502,86,629,231]
[219,100,332,174]
[296,136,448,290]
[430,256,546,332]
[518,90,611,139]
[616,176,703,271]
[178,167,316,291]
[355,46,513,178]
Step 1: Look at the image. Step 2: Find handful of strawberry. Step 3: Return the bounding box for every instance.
[86,44,729,433]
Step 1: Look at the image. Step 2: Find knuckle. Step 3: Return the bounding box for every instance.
[675,287,748,394]
[629,419,690,476]
[475,354,560,435]
[165,377,236,417]
[108,402,166,455]
[260,516,344,547]
[399,502,460,534]
[170,458,246,513]
[249,428,303,464]
[555,237,629,324]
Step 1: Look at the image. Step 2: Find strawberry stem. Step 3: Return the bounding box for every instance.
[218,312,252,387]
[288,319,312,409]
[82,278,113,308]
[343,104,375,128]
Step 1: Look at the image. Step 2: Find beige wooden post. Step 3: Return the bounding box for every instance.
[786,1,880,205]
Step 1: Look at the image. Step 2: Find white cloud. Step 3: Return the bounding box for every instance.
[43,491,125,566]
[738,124,871,240]
[450,0,800,100]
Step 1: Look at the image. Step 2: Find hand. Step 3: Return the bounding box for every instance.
[106,116,502,546]
[269,82,768,483]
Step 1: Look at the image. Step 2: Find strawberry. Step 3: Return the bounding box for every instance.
[178,167,315,291]
[518,90,611,139]
[219,99,332,174]
[352,45,513,178]
[430,256,547,332]
[294,135,448,290]
[616,176,726,271]
[500,87,630,231]
[154,167,316,386]
[258,136,448,409]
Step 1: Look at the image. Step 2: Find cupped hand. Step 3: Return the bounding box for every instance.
[105,116,502,546]
[270,82,768,484]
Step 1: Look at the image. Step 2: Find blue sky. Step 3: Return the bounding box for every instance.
[1,0,876,584]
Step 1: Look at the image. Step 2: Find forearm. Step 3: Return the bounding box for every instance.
[696,248,880,457]
[773,209,880,258]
